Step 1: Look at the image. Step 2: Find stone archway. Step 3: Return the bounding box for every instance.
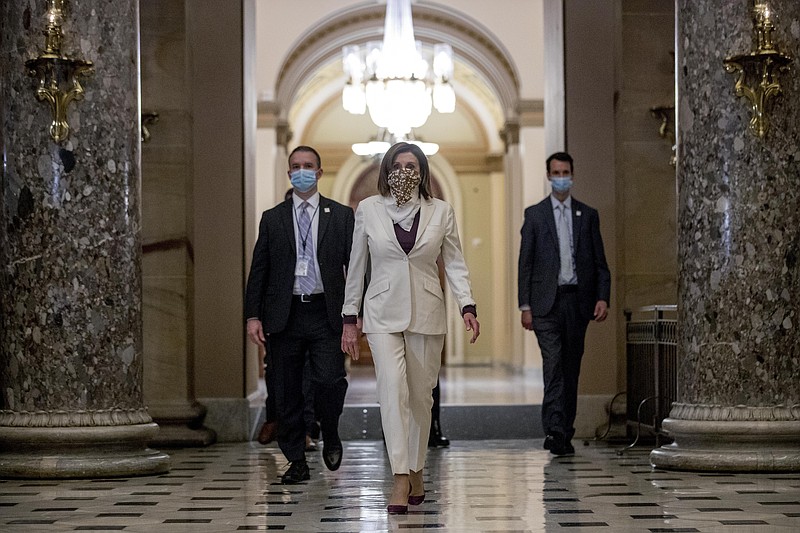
[260,0,545,370]
[274,3,520,131]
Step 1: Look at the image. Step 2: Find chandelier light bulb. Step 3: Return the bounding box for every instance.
[364,41,383,77]
[433,43,454,79]
[351,128,439,157]
[342,81,366,115]
[433,81,455,114]
[409,140,439,155]
[342,44,363,80]
[352,141,392,156]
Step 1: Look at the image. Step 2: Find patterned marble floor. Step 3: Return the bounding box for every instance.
[2,440,799,532]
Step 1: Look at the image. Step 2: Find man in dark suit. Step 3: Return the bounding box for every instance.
[245,146,354,483]
[518,151,611,456]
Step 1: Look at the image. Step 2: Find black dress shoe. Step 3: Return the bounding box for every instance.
[565,440,575,455]
[543,435,554,450]
[281,461,310,484]
[428,420,450,447]
[323,440,343,471]
[548,432,570,456]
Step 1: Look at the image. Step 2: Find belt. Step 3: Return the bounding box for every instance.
[557,284,578,294]
[293,293,325,303]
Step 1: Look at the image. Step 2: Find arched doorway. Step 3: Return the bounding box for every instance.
[253,0,548,373]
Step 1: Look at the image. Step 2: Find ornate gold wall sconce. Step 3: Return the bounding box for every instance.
[25,0,94,143]
[723,1,792,139]
[649,105,676,166]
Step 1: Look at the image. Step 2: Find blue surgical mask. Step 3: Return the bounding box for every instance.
[550,176,573,193]
[290,168,318,192]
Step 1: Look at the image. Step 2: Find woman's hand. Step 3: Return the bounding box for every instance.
[342,323,361,360]
[463,313,480,343]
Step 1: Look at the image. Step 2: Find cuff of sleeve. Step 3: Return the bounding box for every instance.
[461,305,477,318]
[519,305,531,312]
[342,315,358,325]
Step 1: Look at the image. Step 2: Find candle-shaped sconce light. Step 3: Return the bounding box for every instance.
[650,105,676,167]
[141,112,160,143]
[25,0,94,143]
[723,1,792,138]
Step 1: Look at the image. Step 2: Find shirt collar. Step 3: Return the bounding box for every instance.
[550,194,572,211]
[293,191,320,210]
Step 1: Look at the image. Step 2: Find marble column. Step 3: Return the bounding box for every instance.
[0,1,170,477]
[651,0,800,471]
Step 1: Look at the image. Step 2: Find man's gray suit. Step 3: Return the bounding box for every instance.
[518,196,610,442]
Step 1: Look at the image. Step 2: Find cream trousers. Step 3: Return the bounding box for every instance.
[367,331,444,474]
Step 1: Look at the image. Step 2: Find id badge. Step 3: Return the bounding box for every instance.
[295,258,309,276]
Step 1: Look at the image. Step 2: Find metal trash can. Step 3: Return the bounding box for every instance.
[624,305,677,446]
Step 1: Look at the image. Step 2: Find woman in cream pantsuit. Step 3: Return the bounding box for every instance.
[341,143,480,514]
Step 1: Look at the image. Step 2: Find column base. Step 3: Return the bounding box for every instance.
[0,423,170,479]
[151,424,216,447]
[149,401,217,447]
[651,417,800,472]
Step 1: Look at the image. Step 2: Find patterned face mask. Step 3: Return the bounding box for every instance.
[387,168,421,206]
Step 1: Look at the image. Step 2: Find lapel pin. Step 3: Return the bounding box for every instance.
[324,207,330,213]
[576,211,582,216]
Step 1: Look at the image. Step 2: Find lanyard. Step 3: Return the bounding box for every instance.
[294,203,319,253]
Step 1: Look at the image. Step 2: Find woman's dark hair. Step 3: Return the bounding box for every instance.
[377,142,433,199]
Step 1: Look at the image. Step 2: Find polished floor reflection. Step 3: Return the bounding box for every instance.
[345,364,544,405]
[2,439,799,532]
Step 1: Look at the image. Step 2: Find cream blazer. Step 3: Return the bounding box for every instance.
[342,194,475,335]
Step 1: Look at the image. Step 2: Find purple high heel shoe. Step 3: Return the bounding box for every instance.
[408,492,425,505]
[387,504,408,514]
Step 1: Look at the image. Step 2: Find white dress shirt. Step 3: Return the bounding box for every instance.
[550,194,577,286]
[292,192,324,294]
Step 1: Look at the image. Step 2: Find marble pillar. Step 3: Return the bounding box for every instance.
[651,0,800,471]
[0,1,170,477]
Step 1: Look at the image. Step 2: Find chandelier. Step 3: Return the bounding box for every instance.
[351,128,440,157]
[342,0,456,141]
